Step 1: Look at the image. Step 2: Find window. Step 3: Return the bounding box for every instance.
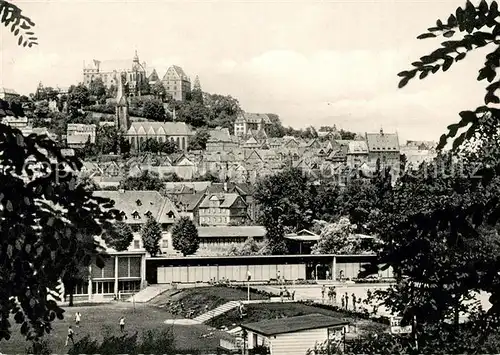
[118,280,141,293]
[162,239,169,248]
[145,211,152,218]
[132,211,141,220]
[133,240,140,249]
[136,199,142,206]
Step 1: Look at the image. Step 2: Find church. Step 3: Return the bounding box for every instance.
[114,72,192,152]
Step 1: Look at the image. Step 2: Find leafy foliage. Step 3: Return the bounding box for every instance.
[188,129,210,151]
[397,0,500,149]
[171,217,199,256]
[102,221,134,251]
[142,99,167,122]
[0,0,38,47]
[119,170,164,191]
[0,122,120,341]
[141,216,162,257]
[68,328,175,355]
[311,217,379,254]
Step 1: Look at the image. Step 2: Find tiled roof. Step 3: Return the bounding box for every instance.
[197,226,266,238]
[199,193,243,208]
[365,131,400,152]
[206,182,252,195]
[207,128,237,143]
[347,141,369,154]
[171,192,206,211]
[241,314,348,336]
[127,121,192,136]
[163,181,212,192]
[93,190,179,224]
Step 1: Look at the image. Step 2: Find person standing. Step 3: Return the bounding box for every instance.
[65,326,75,346]
[326,269,330,280]
[321,285,326,302]
[277,270,281,284]
[119,316,125,332]
[75,312,81,328]
[341,295,345,309]
[352,293,357,311]
[332,287,337,305]
[345,292,349,310]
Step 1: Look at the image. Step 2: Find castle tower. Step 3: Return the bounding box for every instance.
[115,72,130,134]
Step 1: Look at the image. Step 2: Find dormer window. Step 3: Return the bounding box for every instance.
[136,199,142,206]
[167,211,175,219]
[145,211,153,218]
[132,211,141,219]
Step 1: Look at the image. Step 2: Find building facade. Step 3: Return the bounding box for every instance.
[198,193,248,226]
[234,113,272,137]
[126,121,192,152]
[0,88,20,101]
[83,51,147,96]
[161,65,191,101]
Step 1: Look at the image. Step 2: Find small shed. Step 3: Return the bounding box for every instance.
[240,313,348,355]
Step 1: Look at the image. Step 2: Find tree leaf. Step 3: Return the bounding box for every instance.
[442,57,454,71]
[420,70,429,79]
[398,77,410,89]
[456,52,466,61]
[443,30,455,38]
[417,33,437,39]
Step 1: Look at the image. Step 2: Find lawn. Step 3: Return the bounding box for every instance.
[207,302,387,335]
[149,286,268,318]
[0,302,233,354]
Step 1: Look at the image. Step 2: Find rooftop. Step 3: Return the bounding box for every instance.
[198,226,266,238]
[241,314,348,336]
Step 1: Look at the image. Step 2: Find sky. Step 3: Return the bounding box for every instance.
[0,0,490,142]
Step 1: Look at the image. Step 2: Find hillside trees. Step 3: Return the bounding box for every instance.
[142,99,166,122]
[171,217,199,256]
[141,216,162,257]
[119,170,165,191]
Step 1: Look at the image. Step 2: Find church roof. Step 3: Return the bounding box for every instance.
[127,122,192,136]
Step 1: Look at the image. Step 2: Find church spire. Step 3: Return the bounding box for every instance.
[115,72,129,133]
[133,50,139,63]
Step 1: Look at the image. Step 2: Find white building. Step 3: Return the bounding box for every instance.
[241,313,349,355]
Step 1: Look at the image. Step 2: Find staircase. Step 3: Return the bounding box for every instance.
[193,301,240,323]
[126,284,171,303]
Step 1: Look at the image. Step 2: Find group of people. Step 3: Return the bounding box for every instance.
[279,286,295,301]
[321,285,366,311]
[65,312,127,347]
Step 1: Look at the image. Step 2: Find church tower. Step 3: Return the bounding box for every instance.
[115,72,130,133]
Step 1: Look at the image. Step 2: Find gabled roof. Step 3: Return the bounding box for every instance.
[0,88,19,96]
[93,190,179,224]
[347,141,369,154]
[127,122,192,136]
[199,193,245,209]
[365,130,400,152]
[241,314,348,337]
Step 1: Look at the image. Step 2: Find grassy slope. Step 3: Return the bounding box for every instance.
[149,286,267,318]
[207,302,387,334]
[0,302,232,353]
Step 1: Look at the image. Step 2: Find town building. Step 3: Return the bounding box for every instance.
[1,116,28,129]
[83,51,148,96]
[234,113,271,137]
[161,65,191,101]
[198,192,248,226]
[66,123,96,149]
[241,314,349,355]
[197,226,266,248]
[206,127,239,152]
[125,121,192,152]
[115,72,130,134]
[0,88,20,101]
[346,140,369,168]
[93,190,180,232]
[365,129,401,173]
